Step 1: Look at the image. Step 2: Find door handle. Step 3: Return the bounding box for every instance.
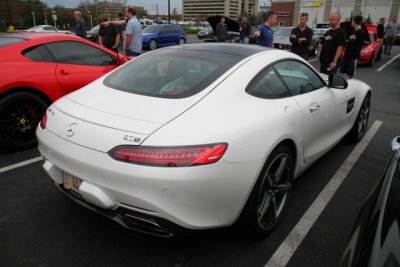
[309,104,320,113]
[60,69,70,75]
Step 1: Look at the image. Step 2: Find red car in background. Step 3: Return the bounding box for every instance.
[358,24,383,66]
[341,22,383,66]
[0,33,129,150]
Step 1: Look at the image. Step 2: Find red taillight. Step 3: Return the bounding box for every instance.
[109,143,228,167]
[40,112,47,129]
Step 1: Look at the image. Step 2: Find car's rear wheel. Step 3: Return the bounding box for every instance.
[148,39,157,50]
[238,144,294,236]
[348,93,370,142]
[0,92,48,150]
[368,53,375,66]
[178,38,185,45]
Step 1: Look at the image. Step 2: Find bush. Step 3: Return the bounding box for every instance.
[185,29,200,34]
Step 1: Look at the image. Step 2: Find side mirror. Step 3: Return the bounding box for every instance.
[328,73,348,89]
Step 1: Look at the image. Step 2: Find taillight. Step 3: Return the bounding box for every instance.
[40,112,47,129]
[109,143,228,167]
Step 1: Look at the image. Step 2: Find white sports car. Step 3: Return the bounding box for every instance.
[25,25,71,34]
[37,43,371,237]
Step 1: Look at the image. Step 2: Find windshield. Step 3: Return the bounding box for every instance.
[104,48,243,98]
[143,25,160,33]
[274,28,292,37]
[90,25,100,31]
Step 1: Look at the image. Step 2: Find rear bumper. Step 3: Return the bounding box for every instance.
[37,127,262,233]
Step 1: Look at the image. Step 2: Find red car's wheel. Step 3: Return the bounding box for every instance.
[0,92,48,150]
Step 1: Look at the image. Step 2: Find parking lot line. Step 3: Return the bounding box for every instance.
[265,120,383,267]
[0,156,42,174]
[377,53,400,72]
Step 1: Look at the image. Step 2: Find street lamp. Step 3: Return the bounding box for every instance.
[87,11,93,29]
[168,0,170,24]
[31,11,36,27]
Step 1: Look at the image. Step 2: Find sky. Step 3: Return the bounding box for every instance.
[43,0,270,14]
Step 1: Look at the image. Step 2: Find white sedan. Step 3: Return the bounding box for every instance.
[37,43,371,237]
[25,25,71,34]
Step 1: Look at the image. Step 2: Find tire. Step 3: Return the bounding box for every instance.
[0,92,48,151]
[238,144,294,236]
[148,39,157,50]
[178,38,185,45]
[348,93,371,142]
[368,53,375,66]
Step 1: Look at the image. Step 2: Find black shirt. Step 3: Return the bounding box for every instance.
[377,23,385,39]
[99,24,120,49]
[320,27,347,64]
[240,21,251,39]
[344,28,364,59]
[290,26,313,57]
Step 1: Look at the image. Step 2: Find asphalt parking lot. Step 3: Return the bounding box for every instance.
[1,39,399,266]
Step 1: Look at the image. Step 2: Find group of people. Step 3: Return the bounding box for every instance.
[74,7,144,56]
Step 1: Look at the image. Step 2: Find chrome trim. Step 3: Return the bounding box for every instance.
[391,136,400,152]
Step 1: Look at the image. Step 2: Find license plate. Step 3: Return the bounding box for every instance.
[63,172,82,192]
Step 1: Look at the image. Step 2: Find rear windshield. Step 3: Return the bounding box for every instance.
[0,37,26,48]
[316,24,330,28]
[104,48,243,98]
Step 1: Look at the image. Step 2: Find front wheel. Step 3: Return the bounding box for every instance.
[238,145,294,236]
[0,92,48,150]
[348,94,370,142]
[148,39,157,50]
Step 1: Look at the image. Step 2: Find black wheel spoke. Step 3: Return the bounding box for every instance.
[274,156,287,182]
[258,192,271,219]
[274,183,292,194]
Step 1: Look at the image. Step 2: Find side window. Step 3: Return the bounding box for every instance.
[171,26,181,33]
[22,45,55,62]
[160,27,169,34]
[246,67,290,99]
[46,41,115,66]
[44,26,56,31]
[274,60,325,96]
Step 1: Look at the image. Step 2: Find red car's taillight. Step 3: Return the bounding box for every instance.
[40,112,47,129]
[109,143,228,167]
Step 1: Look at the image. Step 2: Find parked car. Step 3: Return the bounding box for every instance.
[37,43,372,237]
[204,16,240,43]
[273,27,320,56]
[25,25,71,34]
[86,25,100,43]
[142,24,186,50]
[341,136,400,266]
[314,22,330,40]
[359,24,383,66]
[340,22,383,66]
[197,25,215,40]
[0,32,129,150]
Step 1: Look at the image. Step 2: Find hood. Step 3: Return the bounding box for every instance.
[206,16,240,33]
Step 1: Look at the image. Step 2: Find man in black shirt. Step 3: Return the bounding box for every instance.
[98,14,120,53]
[290,12,313,60]
[239,15,252,44]
[216,16,228,42]
[377,17,386,39]
[318,12,347,74]
[340,15,364,79]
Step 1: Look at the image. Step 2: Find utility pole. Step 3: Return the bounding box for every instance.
[44,8,48,25]
[168,0,170,24]
[31,11,36,27]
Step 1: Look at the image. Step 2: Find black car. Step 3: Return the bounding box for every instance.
[200,16,240,43]
[341,136,400,266]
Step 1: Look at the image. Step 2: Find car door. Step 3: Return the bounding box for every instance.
[274,60,349,163]
[45,41,117,94]
[158,26,171,46]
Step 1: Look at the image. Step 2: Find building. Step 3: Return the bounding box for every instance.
[96,1,145,19]
[182,0,260,20]
[271,0,400,28]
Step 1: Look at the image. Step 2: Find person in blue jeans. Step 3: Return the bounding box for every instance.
[254,11,278,48]
[239,15,251,44]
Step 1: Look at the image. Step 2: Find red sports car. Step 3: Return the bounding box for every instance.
[358,24,383,66]
[0,32,129,150]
